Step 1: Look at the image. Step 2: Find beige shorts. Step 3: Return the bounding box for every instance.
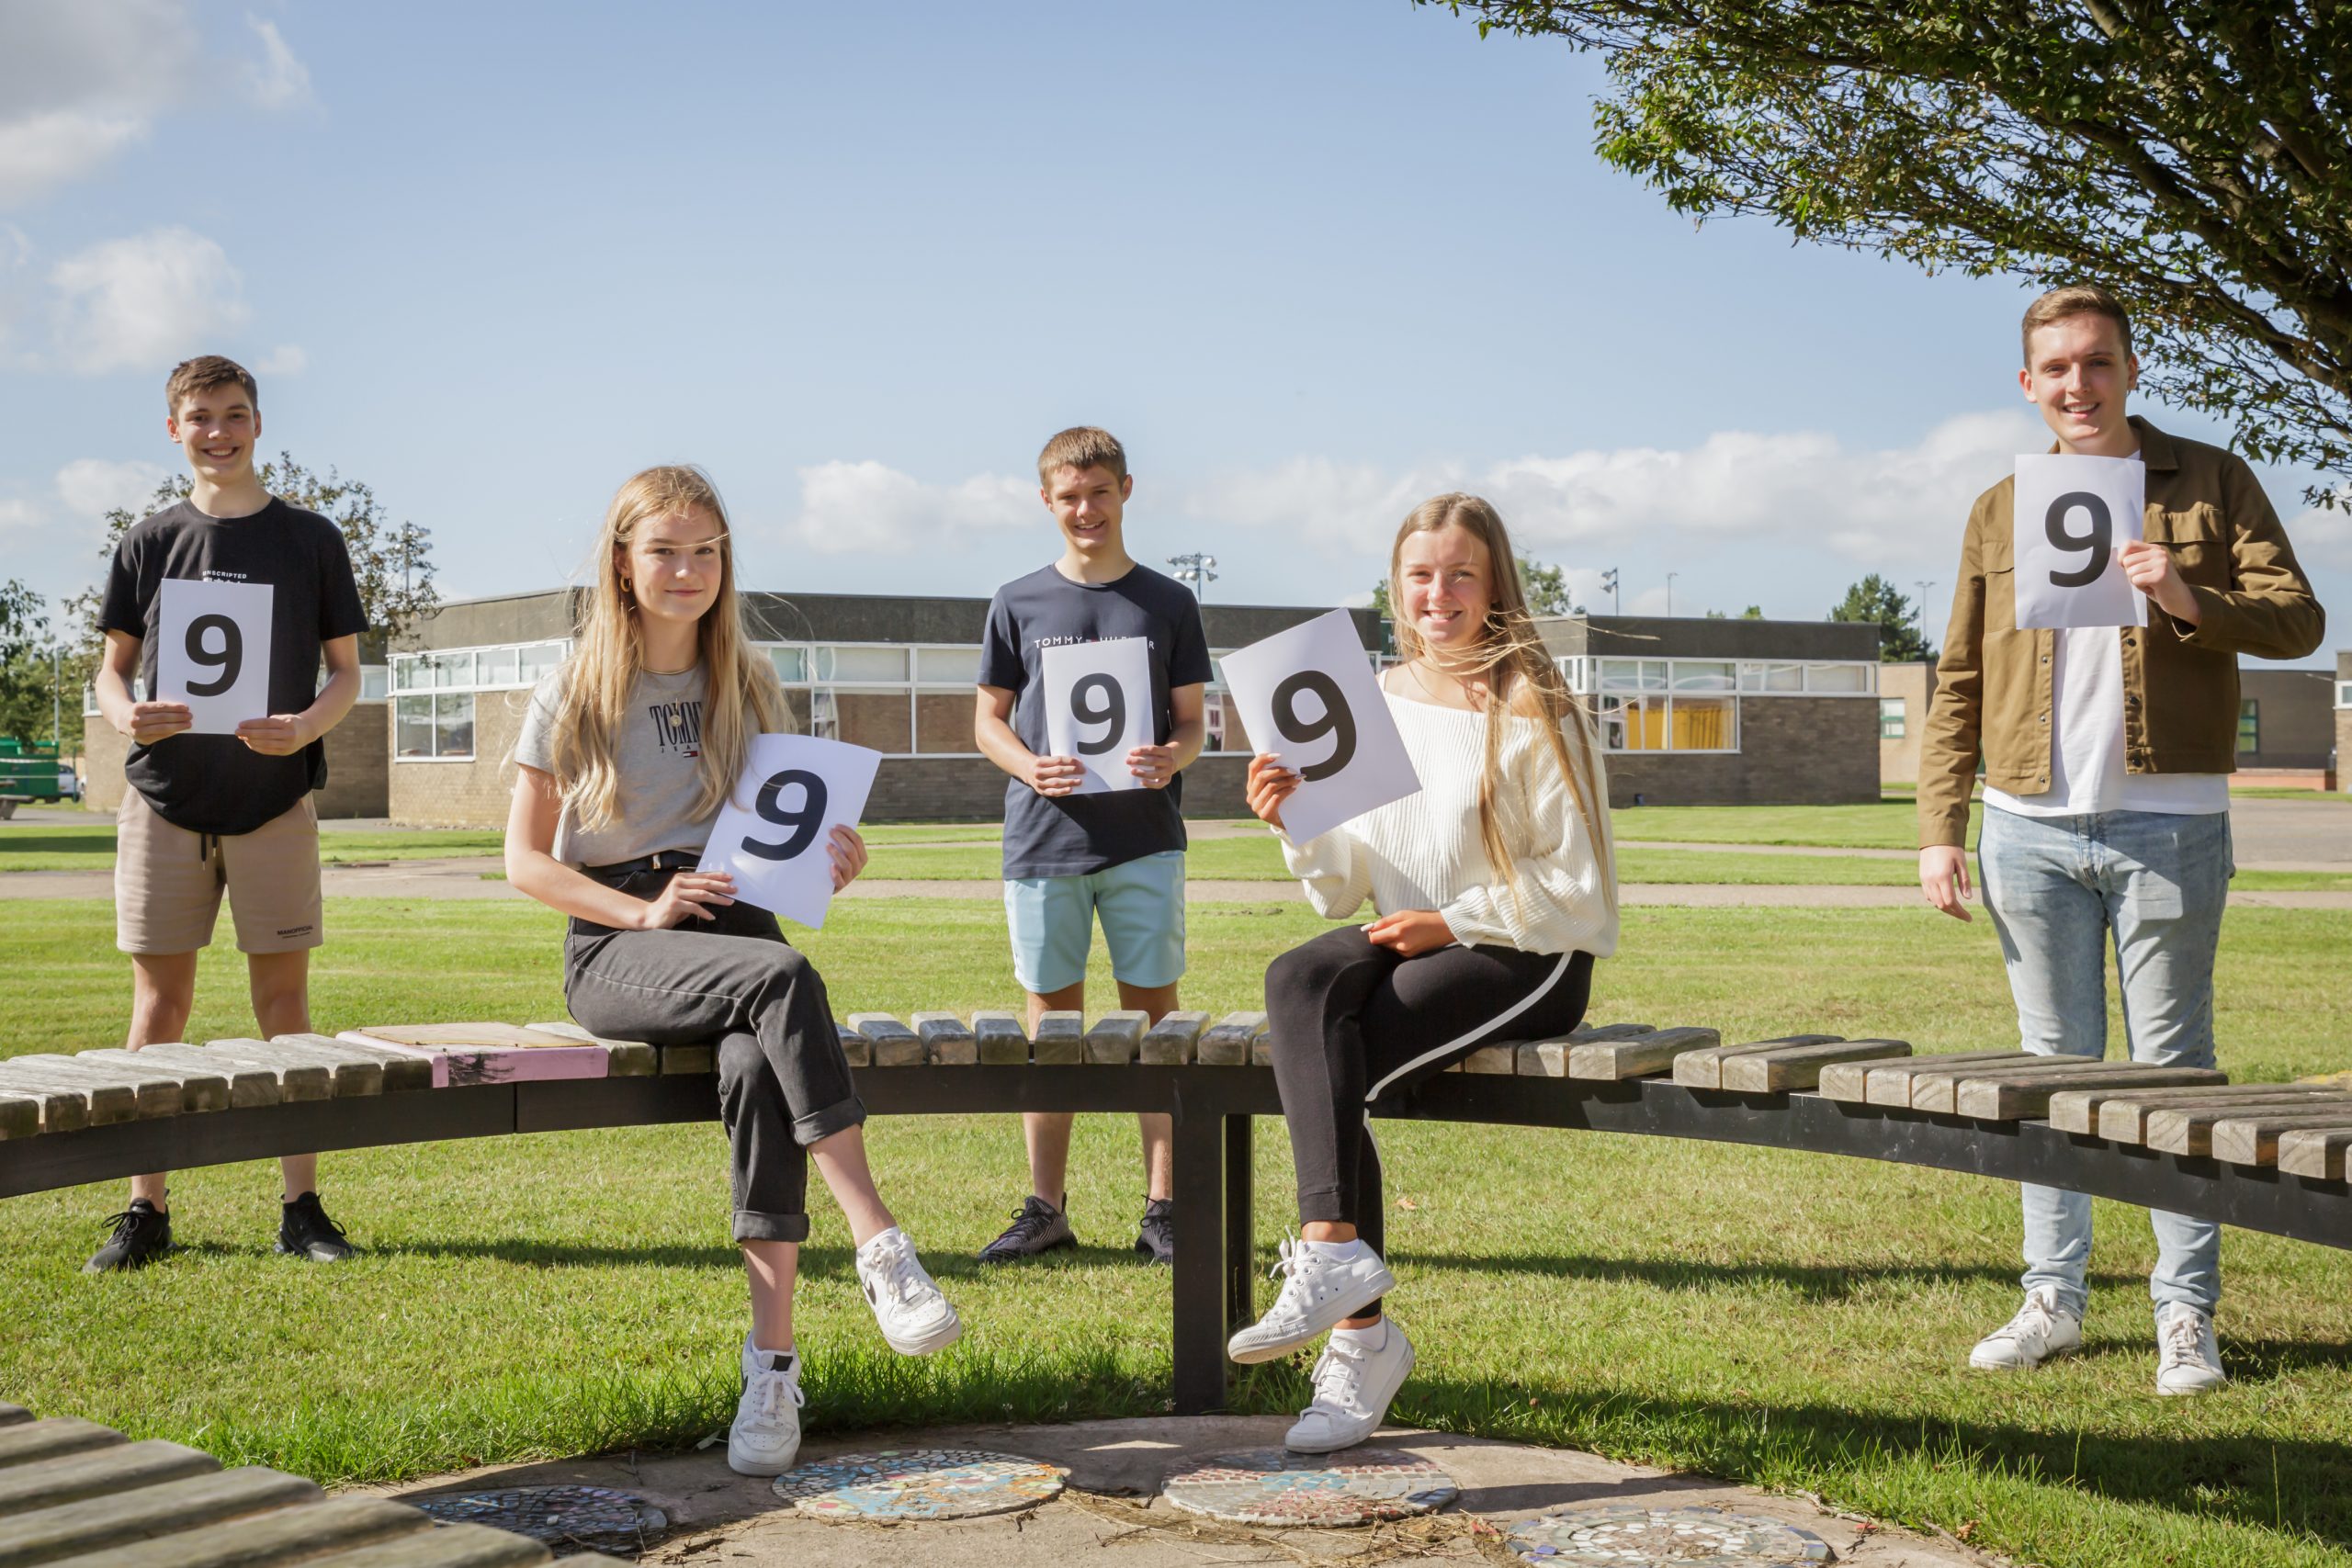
[115,790,324,956]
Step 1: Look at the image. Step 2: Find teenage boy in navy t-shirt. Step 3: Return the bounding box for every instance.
[85,355,369,1272]
[973,426,1211,1265]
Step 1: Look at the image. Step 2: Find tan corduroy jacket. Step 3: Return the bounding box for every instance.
[1918,417,2324,849]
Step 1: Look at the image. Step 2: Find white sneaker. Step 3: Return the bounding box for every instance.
[1227,1236,1396,1364]
[855,1227,963,1356]
[2155,1303,2226,1395]
[1284,1318,1416,1453]
[729,1340,804,1476]
[1969,1286,2084,1371]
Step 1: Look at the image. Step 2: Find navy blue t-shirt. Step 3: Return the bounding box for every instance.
[979,563,1213,879]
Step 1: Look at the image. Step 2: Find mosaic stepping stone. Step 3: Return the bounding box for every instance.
[1159,1448,1455,1527]
[1509,1506,1834,1565]
[771,1448,1065,1520]
[413,1484,668,1557]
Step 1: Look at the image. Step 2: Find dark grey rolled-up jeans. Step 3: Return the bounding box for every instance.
[562,868,866,1244]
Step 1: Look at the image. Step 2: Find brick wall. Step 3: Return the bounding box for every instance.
[387,688,535,828]
[81,702,388,818]
[1606,696,1880,807]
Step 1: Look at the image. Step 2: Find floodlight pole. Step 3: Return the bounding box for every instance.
[1167,553,1218,603]
[1666,572,1679,617]
[1913,580,1935,656]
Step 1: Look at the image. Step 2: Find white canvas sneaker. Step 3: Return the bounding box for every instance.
[1969,1285,2084,1371]
[1227,1237,1396,1364]
[1284,1318,1416,1453]
[2155,1303,2227,1395]
[729,1340,805,1476]
[855,1227,963,1356]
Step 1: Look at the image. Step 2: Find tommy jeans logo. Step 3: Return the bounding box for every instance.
[650,699,705,758]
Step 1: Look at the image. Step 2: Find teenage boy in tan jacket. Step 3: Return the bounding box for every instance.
[1918,286,2323,1393]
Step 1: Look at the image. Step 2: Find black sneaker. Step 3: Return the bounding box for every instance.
[277,1191,359,1262]
[977,1194,1077,1264]
[85,1199,173,1273]
[1134,1198,1174,1265]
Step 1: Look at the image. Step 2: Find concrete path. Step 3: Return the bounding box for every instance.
[368,1412,1988,1567]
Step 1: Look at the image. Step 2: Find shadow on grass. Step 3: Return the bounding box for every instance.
[1378,1246,2143,1302]
[0,833,110,856]
[357,1237,1155,1278]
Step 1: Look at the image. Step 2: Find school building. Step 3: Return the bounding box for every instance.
[80,589,1904,822]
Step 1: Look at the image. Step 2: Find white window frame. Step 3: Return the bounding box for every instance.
[2337,681,2352,709]
[390,639,571,695]
[764,641,987,758]
[1560,659,1741,754]
[392,691,478,762]
[1880,698,1907,740]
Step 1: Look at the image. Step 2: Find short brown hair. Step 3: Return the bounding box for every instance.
[165,355,258,417]
[2021,286,2133,366]
[1036,426,1127,485]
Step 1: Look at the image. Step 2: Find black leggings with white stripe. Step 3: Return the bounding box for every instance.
[1267,924,1595,1267]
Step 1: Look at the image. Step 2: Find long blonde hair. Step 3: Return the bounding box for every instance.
[548,465,788,830]
[1389,493,1616,909]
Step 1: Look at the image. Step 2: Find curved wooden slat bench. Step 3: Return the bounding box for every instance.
[3,1019,2346,1413]
[0,1400,628,1568]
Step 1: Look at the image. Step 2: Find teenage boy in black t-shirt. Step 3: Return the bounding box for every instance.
[85,355,370,1272]
[973,427,1211,1265]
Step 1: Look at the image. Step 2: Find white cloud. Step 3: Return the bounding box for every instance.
[0,109,149,208]
[786,460,1037,554]
[1186,411,2050,572]
[56,457,170,521]
[2287,488,2352,572]
[48,226,251,375]
[241,17,314,111]
[254,343,307,375]
[0,2,196,209]
[0,497,41,536]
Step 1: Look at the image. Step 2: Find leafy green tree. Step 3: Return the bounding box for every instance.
[0,580,64,748]
[1372,555,1575,617]
[1829,573,1934,662]
[1427,2,2352,502]
[1740,604,1765,619]
[62,452,439,668]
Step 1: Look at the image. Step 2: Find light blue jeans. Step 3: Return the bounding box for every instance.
[1976,805,2233,1323]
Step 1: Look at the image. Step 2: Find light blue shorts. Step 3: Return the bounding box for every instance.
[1003,850,1187,996]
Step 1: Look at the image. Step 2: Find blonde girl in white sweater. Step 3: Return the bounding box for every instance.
[1227,492,1619,1451]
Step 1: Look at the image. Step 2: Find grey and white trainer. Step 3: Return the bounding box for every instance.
[1968,1285,2083,1371]
[2155,1303,2226,1395]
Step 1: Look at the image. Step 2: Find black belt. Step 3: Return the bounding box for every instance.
[582,850,702,881]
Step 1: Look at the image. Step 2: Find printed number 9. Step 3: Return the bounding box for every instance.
[745,769,828,861]
[184,614,243,697]
[1272,671,1357,782]
[2044,491,2113,588]
[1071,673,1125,756]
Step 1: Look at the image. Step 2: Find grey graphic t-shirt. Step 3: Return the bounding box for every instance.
[514,664,714,868]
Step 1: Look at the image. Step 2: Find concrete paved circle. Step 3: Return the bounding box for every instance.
[1160,1447,1457,1526]
[1509,1505,1834,1564]
[769,1448,1065,1520]
[411,1483,668,1555]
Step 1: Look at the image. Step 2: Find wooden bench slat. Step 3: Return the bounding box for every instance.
[1953,1066,2226,1122]
[39,1495,434,1568]
[2143,1097,2352,1157]
[1084,1012,1148,1066]
[0,1067,126,1128]
[2278,1126,2352,1181]
[0,1464,318,1566]
[1721,1039,1911,1096]
[1671,1035,1844,1090]
[1566,1026,1721,1082]
[214,1038,380,1099]
[2083,1086,2345,1144]
[297,1521,556,1568]
[2206,1110,2352,1168]
[910,1013,977,1066]
[153,1042,332,1103]
[1907,1055,2136,1116]
[0,1092,42,1141]
[0,1419,120,1472]
[1852,1051,2040,1108]
[830,1021,869,1069]
[520,1024,658,1077]
[0,1442,218,1515]
[1462,1043,1515,1074]
[971,1011,1029,1065]
[271,1033,417,1092]
[0,1406,29,1427]
[1030,1011,1086,1066]
[845,1015,922,1067]
[326,1031,561,1092]
[1139,1012,1209,1066]
[0,1060,175,1121]
[53,1053,232,1115]
[1196,1013,1267,1066]
[90,1047,278,1111]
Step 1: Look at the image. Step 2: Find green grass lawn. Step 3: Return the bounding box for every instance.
[5,897,2349,1568]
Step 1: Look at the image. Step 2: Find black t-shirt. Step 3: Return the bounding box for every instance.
[98,498,368,835]
[979,562,1214,878]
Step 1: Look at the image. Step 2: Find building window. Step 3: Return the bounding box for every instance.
[394,694,476,760]
[763,643,989,757]
[1880,698,1906,739]
[359,666,390,702]
[2238,699,2259,755]
[390,640,568,694]
[1594,693,1737,753]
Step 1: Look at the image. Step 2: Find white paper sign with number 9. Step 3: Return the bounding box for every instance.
[696,733,881,930]
[1219,608,1421,845]
[1042,636,1154,794]
[156,578,275,736]
[2012,454,2147,630]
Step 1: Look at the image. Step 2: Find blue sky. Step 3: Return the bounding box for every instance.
[3,1,2343,664]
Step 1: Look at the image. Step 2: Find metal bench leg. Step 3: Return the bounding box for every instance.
[1170,1104,1229,1415]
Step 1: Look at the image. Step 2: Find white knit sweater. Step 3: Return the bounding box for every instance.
[1278,693,1619,958]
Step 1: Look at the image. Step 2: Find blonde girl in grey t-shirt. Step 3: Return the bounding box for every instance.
[505,464,962,1477]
